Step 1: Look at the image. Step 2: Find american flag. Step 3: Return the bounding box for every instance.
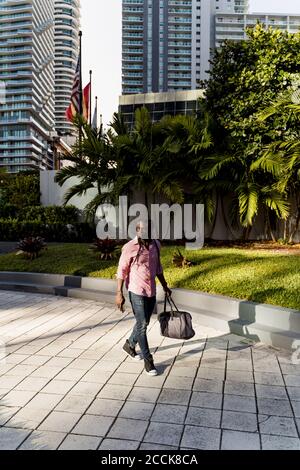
[66,55,81,122]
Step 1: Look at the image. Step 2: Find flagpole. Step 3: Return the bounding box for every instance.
[79,31,83,115]
[89,70,92,126]
[78,31,83,157]
[95,96,98,129]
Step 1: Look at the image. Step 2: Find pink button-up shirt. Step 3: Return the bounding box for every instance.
[117,237,163,298]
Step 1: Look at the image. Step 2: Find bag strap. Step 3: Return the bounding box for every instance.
[164,294,179,318]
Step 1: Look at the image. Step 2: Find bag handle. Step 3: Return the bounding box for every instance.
[164,294,179,317]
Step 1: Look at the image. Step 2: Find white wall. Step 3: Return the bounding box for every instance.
[40,171,98,211]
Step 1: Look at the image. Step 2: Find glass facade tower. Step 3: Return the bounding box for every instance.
[54,0,80,135]
[122,0,249,95]
[0,0,55,172]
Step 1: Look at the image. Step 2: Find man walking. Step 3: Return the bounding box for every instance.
[116,221,171,376]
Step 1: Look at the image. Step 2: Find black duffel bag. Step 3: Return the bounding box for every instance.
[158,295,195,340]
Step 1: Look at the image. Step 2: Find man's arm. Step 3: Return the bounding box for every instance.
[155,242,171,296]
[116,278,125,312]
[157,273,172,297]
[116,245,130,312]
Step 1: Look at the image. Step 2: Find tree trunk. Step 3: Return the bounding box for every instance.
[265,211,277,242]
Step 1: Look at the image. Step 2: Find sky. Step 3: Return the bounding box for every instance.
[81,0,300,127]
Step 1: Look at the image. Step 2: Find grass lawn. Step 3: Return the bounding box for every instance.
[0,243,299,310]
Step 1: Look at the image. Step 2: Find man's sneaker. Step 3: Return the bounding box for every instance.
[144,357,158,376]
[123,340,142,361]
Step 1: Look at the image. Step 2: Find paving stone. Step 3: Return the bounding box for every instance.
[134,374,166,389]
[291,401,300,418]
[72,414,114,437]
[18,393,63,412]
[254,372,284,386]
[1,390,37,407]
[128,387,161,404]
[287,387,300,401]
[221,430,260,450]
[261,435,300,450]
[68,382,103,397]
[108,373,138,387]
[30,366,63,379]
[169,366,198,378]
[190,392,222,409]
[87,398,124,417]
[41,380,77,395]
[97,384,132,401]
[119,402,155,421]
[284,375,300,387]
[226,359,253,371]
[255,384,288,400]
[6,365,37,377]
[140,443,178,450]
[280,364,300,375]
[258,415,298,437]
[163,376,194,391]
[55,394,93,414]
[224,381,255,397]
[54,368,86,382]
[193,379,223,394]
[99,439,139,450]
[197,367,225,381]
[38,411,81,433]
[6,406,51,429]
[0,406,20,425]
[158,389,191,406]
[223,395,256,413]
[0,427,31,450]
[14,377,50,393]
[151,404,187,424]
[185,407,221,428]
[226,370,254,383]
[181,426,221,450]
[59,434,101,450]
[117,362,144,374]
[68,358,97,370]
[257,398,293,417]
[19,430,66,450]
[144,422,184,447]
[222,411,258,432]
[108,417,148,441]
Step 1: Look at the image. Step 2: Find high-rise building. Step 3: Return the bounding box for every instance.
[54,0,80,135]
[215,13,300,48]
[0,0,55,173]
[122,0,249,95]
[214,0,248,14]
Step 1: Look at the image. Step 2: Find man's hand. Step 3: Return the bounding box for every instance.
[116,292,125,312]
[164,286,172,297]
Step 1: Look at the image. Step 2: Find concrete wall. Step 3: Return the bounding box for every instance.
[40,170,98,211]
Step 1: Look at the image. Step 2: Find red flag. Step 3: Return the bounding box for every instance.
[83,83,91,122]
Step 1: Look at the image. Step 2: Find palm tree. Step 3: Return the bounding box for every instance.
[55,116,117,221]
[254,94,300,241]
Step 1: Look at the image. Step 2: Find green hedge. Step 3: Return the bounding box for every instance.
[0,205,80,224]
[0,220,96,243]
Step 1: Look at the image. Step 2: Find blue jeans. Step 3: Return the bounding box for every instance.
[128,292,156,361]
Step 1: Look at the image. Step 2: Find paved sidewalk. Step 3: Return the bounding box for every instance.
[0,290,299,450]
